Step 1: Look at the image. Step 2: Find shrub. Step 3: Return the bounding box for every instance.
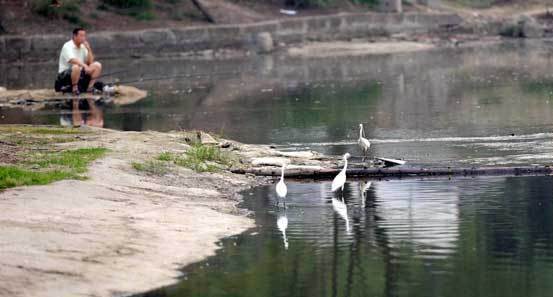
[31,0,88,26]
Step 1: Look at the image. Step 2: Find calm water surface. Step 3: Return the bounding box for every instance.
[139,176,553,297]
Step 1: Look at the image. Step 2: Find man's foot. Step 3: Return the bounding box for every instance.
[72,84,80,96]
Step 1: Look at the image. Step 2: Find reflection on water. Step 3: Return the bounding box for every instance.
[3,40,553,166]
[59,99,105,128]
[137,176,553,297]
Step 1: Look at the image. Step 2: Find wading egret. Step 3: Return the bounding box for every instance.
[332,197,351,234]
[276,163,288,206]
[358,124,371,161]
[331,153,351,192]
[277,213,289,250]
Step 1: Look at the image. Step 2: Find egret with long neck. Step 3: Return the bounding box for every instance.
[331,153,351,193]
[276,163,288,206]
[358,124,371,161]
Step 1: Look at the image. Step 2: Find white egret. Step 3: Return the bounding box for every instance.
[276,163,288,206]
[331,153,351,193]
[358,124,371,161]
[332,197,351,234]
[277,213,289,250]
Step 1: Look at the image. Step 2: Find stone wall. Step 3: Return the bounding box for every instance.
[0,12,463,62]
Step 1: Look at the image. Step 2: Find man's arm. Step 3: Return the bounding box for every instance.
[68,58,90,72]
[83,41,94,65]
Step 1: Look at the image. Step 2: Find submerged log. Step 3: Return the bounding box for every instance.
[232,165,553,179]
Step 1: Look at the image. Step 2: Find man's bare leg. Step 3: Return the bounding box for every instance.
[86,62,102,92]
[71,65,82,94]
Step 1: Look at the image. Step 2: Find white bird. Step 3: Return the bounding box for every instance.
[332,197,351,234]
[276,163,288,206]
[331,153,351,192]
[358,124,371,161]
[277,213,289,250]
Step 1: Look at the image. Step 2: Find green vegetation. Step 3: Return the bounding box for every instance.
[0,125,88,135]
[147,144,236,173]
[31,0,88,26]
[0,125,106,190]
[30,148,108,174]
[174,144,234,172]
[0,148,107,190]
[101,0,155,20]
[0,167,73,190]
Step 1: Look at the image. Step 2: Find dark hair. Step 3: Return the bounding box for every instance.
[72,28,85,36]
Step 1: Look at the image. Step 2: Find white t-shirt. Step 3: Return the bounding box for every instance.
[58,40,89,73]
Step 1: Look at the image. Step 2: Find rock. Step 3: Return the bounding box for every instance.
[198,132,218,145]
[255,32,273,54]
[219,141,232,149]
[0,87,6,92]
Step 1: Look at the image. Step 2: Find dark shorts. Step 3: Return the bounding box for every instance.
[54,68,91,93]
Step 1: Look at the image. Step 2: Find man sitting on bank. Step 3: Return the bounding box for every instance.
[55,28,102,95]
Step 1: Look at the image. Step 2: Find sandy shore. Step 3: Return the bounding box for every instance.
[0,128,260,297]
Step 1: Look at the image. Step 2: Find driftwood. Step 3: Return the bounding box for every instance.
[232,165,553,179]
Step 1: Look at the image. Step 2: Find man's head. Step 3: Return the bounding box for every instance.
[72,28,86,45]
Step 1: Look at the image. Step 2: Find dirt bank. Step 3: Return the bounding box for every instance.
[0,125,334,297]
[0,127,259,297]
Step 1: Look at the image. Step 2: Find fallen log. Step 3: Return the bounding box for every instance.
[232,165,553,179]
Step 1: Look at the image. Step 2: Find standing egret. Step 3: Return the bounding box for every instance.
[276,163,288,206]
[358,124,371,161]
[277,212,289,250]
[331,153,351,193]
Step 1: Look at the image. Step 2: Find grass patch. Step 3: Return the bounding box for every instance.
[31,148,108,174]
[0,167,73,190]
[157,152,174,161]
[0,147,107,190]
[176,144,235,173]
[132,160,170,175]
[152,144,237,173]
[0,125,86,135]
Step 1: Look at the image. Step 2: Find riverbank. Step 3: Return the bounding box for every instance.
[0,126,262,297]
[0,124,338,297]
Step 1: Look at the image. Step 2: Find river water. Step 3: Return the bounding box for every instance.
[139,176,553,297]
[2,39,553,296]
